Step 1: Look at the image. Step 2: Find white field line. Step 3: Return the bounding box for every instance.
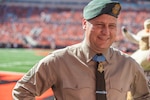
[0,61,37,74]
[0,61,37,68]
[0,70,25,75]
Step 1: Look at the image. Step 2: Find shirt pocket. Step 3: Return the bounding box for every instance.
[62,80,94,100]
[107,77,129,100]
[109,77,129,92]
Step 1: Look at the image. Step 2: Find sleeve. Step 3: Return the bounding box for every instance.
[131,63,150,100]
[12,54,57,100]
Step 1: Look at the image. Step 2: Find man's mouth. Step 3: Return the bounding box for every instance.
[98,36,109,41]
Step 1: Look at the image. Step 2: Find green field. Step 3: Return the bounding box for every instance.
[0,48,51,73]
[1,48,150,73]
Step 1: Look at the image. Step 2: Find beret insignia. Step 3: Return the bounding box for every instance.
[112,4,121,16]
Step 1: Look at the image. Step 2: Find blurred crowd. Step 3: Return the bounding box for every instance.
[0,5,150,53]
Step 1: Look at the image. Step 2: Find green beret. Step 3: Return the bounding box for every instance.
[83,0,121,20]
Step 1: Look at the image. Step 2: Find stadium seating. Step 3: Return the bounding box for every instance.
[0,1,150,52]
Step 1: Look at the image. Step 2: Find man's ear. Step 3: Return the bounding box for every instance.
[82,19,87,30]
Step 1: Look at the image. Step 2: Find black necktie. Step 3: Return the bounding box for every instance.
[93,54,107,100]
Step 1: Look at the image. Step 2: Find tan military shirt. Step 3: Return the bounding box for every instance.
[12,41,150,100]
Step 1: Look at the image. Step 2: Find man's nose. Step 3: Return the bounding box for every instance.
[102,27,110,35]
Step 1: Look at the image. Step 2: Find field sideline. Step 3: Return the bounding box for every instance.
[0,48,52,73]
[0,48,54,100]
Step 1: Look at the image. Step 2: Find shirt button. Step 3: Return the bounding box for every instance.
[121,88,123,92]
[75,84,78,88]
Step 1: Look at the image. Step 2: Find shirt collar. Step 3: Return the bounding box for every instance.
[81,40,113,64]
[81,40,95,63]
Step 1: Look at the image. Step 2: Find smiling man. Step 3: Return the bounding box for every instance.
[83,14,117,53]
[12,0,150,100]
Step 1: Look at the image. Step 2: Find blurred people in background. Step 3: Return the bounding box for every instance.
[0,1,150,49]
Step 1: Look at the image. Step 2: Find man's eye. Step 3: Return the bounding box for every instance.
[109,25,116,29]
[95,24,103,28]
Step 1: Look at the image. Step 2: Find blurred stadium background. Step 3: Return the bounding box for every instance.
[0,0,150,51]
[0,0,150,100]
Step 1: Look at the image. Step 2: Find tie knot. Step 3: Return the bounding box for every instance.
[93,54,105,62]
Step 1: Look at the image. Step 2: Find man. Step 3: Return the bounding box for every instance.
[12,0,150,100]
[122,19,150,71]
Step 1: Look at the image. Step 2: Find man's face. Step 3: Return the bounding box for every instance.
[82,14,117,53]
